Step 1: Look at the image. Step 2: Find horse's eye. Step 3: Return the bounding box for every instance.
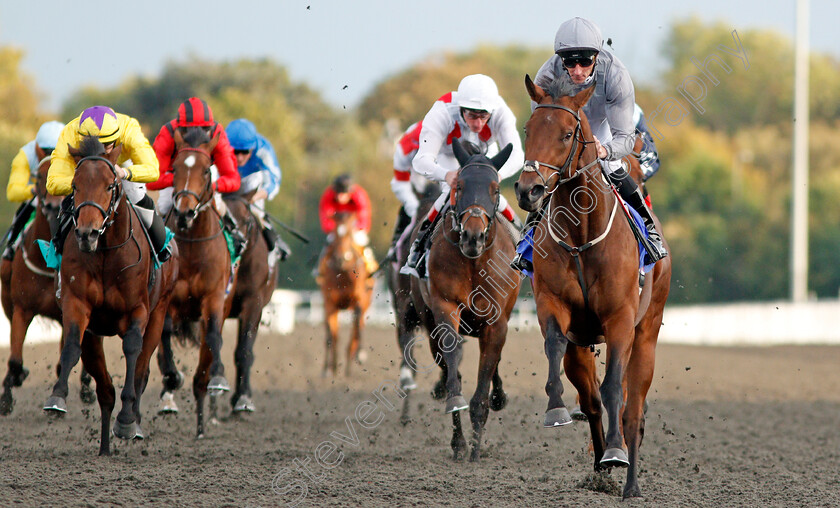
[564,132,573,141]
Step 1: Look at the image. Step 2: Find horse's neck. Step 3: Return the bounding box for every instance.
[190,202,222,235]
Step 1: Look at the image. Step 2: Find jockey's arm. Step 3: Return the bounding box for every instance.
[46,124,78,196]
[211,129,240,193]
[118,117,159,183]
[492,106,526,181]
[602,69,636,161]
[148,123,175,190]
[352,186,372,233]
[413,102,452,183]
[7,147,34,202]
[254,143,281,200]
[319,189,338,233]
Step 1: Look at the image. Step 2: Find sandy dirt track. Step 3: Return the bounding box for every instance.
[1,321,839,507]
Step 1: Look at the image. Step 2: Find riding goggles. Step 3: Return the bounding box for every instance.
[562,56,595,69]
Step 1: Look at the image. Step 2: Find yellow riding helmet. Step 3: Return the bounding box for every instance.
[78,106,120,144]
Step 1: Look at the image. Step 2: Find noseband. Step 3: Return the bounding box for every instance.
[521,104,598,193]
[172,147,214,220]
[72,155,122,236]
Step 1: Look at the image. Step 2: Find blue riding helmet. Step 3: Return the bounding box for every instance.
[226,119,258,151]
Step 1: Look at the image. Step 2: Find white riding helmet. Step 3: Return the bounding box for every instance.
[456,74,499,114]
[554,17,603,54]
[35,120,65,150]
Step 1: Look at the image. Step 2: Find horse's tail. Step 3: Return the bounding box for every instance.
[171,319,202,347]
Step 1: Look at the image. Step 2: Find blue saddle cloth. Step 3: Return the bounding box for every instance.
[514,199,654,278]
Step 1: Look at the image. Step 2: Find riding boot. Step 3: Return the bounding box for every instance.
[400,215,434,278]
[510,211,539,272]
[222,211,247,258]
[263,225,290,261]
[135,195,171,263]
[52,196,75,255]
[609,171,668,262]
[2,201,36,260]
[384,207,412,264]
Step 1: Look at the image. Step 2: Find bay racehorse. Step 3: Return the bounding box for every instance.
[157,190,279,415]
[514,75,671,498]
[0,154,95,414]
[411,139,521,461]
[42,136,178,455]
[384,182,440,424]
[156,126,239,438]
[318,211,372,377]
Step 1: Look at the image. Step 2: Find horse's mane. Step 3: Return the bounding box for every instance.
[180,126,212,148]
[544,73,588,100]
[78,136,106,158]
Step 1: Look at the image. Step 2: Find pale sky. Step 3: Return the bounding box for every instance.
[1,0,838,112]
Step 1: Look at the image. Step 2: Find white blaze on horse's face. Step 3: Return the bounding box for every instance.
[184,155,196,168]
[336,224,347,237]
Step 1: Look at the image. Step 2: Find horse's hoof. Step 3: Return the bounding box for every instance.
[14,367,29,387]
[570,406,587,421]
[158,392,179,414]
[43,396,67,413]
[600,447,630,468]
[233,395,256,413]
[112,419,138,440]
[207,376,230,392]
[399,366,417,391]
[445,395,468,413]
[134,424,145,440]
[489,389,508,411]
[80,385,97,405]
[208,417,220,426]
[174,370,185,390]
[543,407,572,427]
[356,349,368,364]
[0,392,13,416]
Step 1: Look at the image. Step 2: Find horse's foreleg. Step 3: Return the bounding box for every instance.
[45,313,89,414]
[599,314,635,470]
[621,327,658,499]
[205,313,228,392]
[79,334,114,456]
[232,304,259,413]
[543,315,573,427]
[564,343,606,468]
[194,343,213,438]
[1,308,34,415]
[469,324,506,462]
[132,304,167,437]
[79,350,97,405]
[345,305,363,375]
[323,304,339,377]
[113,319,144,440]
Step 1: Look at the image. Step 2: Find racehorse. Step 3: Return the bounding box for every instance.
[384,182,440,425]
[514,75,671,498]
[156,126,242,438]
[157,190,279,415]
[42,136,178,456]
[410,139,521,461]
[317,211,372,377]
[0,155,95,414]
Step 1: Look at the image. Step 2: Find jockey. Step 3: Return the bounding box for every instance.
[225,118,291,260]
[148,97,246,256]
[388,120,432,254]
[401,74,525,277]
[317,174,378,276]
[2,120,64,260]
[524,17,667,264]
[634,103,661,181]
[47,106,172,263]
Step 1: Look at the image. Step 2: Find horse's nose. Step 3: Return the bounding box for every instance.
[515,181,545,211]
[75,228,99,252]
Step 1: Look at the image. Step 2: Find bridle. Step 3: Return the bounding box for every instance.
[172,147,214,222]
[521,103,599,193]
[448,162,500,258]
[72,155,123,239]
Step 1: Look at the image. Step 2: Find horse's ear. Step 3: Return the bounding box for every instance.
[207,127,220,152]
[490,143,513,171]
[572,79,597,110]
[525,74,546,104]
[67,143,82,163]
[109,143,123,163]
[452,138,470,167]
[173,127,185,145]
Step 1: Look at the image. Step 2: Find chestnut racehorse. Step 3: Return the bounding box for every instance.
[410,139,521,461]
[318,212,372,377]
[42,136,178,455]
[1,155,98,414]
[514,75,671,499]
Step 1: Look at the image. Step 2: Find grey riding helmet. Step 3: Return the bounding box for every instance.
[554,17,603,59]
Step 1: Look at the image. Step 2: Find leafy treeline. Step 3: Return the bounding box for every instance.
[2,18,840,301]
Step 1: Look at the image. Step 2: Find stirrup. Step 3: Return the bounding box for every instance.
[510,252,532,273]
